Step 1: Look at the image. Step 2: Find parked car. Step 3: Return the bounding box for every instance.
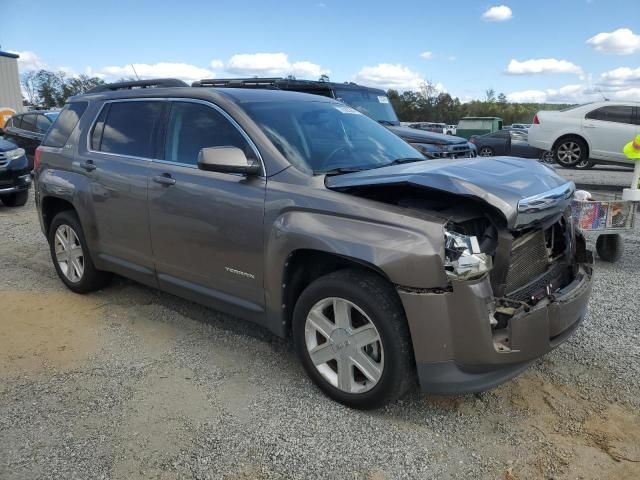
[193,78,476,159]
[470,129,553,161]
[456,116,503,139]
[35,79,593,409]
[528,101,640,169]
[3,110,60,157]
[506,123,529,130]
[0,137,31,207]
[446,124,457,135]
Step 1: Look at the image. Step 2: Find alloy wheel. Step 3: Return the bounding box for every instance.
[54,224,84,282]
[557,142,581,165]
[540,150,554,163]
[479,147,493,157]
[304,297,384,394]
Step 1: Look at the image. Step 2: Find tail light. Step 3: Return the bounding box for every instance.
[533,114,540,125]
[34,146,42,170]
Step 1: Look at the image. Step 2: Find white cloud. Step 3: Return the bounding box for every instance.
[507,84,596,103]
[225,52,328,78]
[482,5,513,22]
[98,62,215,83]
[599,66,640,87]
[587,28,640,55]
[210,59,224,70]
[353,63,425,90]
[506,58,583,75]
[420,51,433,60]
[448,56,457,62]
[9,50,47,71]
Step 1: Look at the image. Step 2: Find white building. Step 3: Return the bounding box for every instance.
[0,50,24,126]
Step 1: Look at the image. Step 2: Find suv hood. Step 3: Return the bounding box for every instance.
[325,156,574,229]
[388,126,468,145]
[0,137,19,152]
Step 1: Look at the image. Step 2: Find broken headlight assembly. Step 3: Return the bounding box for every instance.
[444,229,492,280]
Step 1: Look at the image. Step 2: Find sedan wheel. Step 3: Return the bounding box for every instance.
[54,224,85,283]
[540,150,555,163]
[305,297,384,394]
[478,147,493,157]
[555,138,587,167]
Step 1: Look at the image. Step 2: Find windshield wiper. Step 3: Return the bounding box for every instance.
[377,120,397,126]
[384,157,428,166]
[322,167,368,176]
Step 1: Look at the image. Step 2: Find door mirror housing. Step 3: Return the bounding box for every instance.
[197,146,261,176]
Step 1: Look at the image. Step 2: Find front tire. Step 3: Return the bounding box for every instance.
[554,136,588,167]
[1,190,29,207]
[292,269,414,409]
[48,210,111,293]
[478,146,494,157]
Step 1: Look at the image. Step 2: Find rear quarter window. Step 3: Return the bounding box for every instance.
[42,102,88,148]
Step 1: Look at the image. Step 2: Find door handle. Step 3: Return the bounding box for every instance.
[80,160,96,172]
[583,123,596,129]
[152,173,176,186]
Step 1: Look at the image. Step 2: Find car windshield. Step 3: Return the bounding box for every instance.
[332,87,399,125]
[243,100,423,174]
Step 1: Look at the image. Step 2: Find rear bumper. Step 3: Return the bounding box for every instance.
[399,261,593,395]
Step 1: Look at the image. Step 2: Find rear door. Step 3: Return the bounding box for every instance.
[148,100,266,316]
[584,105,637,161]
[79,99,164,284]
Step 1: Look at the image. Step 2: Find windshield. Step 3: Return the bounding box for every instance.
[332,88,399,125]
[243,100,423,174]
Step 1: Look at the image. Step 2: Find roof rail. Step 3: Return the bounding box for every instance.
[86,78,188,94]
[192,78,284,87]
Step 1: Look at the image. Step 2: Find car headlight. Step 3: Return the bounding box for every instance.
[444,229,492,280]
[4,148,25,161]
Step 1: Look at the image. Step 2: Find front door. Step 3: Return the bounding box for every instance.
[148,100,266,316]
[79,100,165,283]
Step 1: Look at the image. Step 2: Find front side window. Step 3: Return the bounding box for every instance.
[21,114,37,132]
[164,102,252,166]
[99,101,163,158]
[243,100,423,174]
[586,106,633,124]
[43,102,88,148]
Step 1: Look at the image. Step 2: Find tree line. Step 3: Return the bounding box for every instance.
[21,70,574,125]
[387,83,573,125]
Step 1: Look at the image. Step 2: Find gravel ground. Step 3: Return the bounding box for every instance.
[1,192,639,480]
[555,164,634,189]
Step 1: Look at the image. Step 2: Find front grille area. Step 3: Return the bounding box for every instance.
[505,229,550,294]
[507,261,568,302]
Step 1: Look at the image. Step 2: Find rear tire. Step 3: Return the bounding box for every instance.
[554,136,588,167]
[1,190,29,207]
[596,234,623,263]
[48,210,111,293]
[292,269,414,409]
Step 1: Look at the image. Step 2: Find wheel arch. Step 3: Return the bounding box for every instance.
[41,196,77,236]
[552,133,591,158]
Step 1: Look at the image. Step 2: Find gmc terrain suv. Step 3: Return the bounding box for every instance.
[34,79,593,409]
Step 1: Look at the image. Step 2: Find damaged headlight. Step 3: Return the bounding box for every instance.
[444,229,492,280]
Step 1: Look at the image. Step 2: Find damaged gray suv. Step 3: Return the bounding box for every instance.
[34,79,593,409]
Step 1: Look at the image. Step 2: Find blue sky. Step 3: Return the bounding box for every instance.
[1,0,640,102]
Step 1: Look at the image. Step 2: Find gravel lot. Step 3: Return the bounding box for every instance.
[555,164,634,190]
[1,191,639,480]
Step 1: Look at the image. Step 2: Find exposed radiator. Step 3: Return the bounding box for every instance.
[505,229,549,294]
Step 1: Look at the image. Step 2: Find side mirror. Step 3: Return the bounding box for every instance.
[197,146,261,176]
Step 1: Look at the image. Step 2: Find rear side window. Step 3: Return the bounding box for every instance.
[36,114,52,133]
[99,101,162,158]
[164,102,252,166]
[43,102,88,148]
[21,114,37,132]
[586,106,633,124]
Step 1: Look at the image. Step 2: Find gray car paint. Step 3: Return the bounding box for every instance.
[35,86,593,394]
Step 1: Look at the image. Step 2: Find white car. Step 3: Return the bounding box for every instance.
[528,101,640,169]
[446,124,457,135]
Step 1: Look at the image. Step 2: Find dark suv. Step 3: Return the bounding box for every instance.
[3,110,59,156]
[193,78,475,159]
[34,79,593,409]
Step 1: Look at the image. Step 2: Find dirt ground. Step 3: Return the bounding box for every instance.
[1,194,639,480]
